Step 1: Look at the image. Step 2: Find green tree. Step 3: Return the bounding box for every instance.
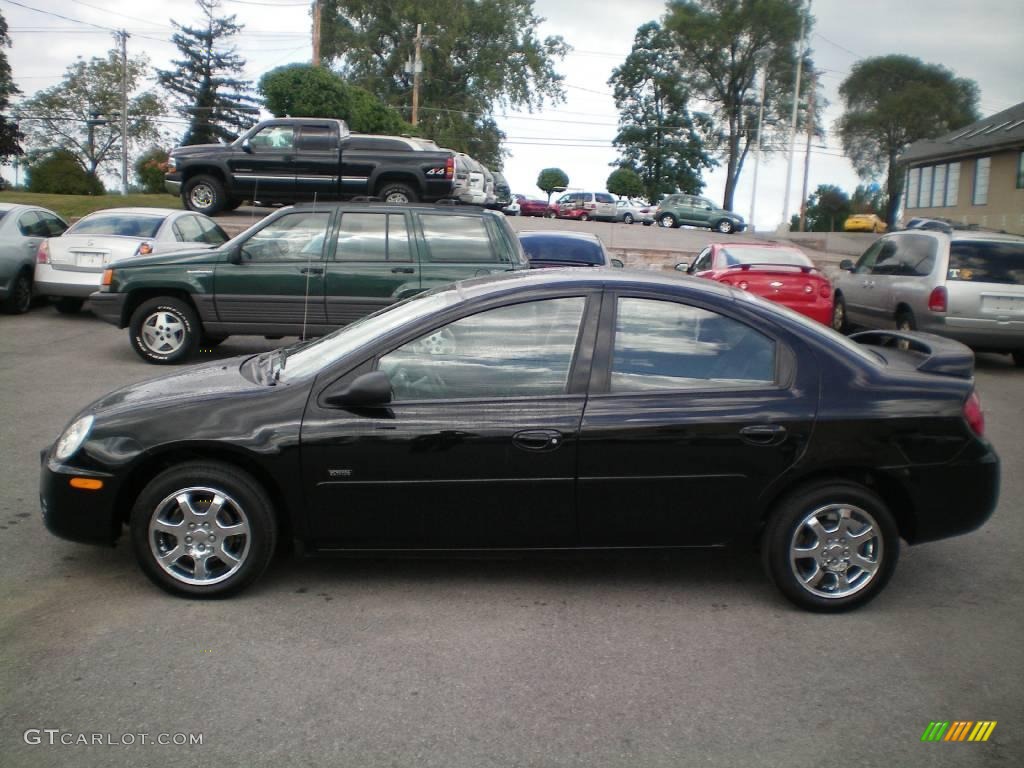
[850,183,887,217]
[0,12,22,164]
[134,147,169,194]
[791,183,849,232]
[157,0,258,145]
[835,55,978,225]
[607,167,646,199]
[27,149,105,195]
[536,167,568,202]
[258,64,412,134]
[19,49,162,180]
[609,21,712,203]
[319,0,569,168]
[663,0,816,211]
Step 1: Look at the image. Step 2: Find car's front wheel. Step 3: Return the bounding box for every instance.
[658,213,677,228]
[623,213,634,225]
[715,219,735,234]
[183,174,227,215]
[129,296,201,364]
[131,462,277,598]
[763,481,899,612]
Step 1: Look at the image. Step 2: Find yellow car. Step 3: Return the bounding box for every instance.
[844,213,888,233]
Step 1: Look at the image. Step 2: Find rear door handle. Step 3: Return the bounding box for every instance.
[299,267,324,275]
[391,266,415,274]
[739,424,787,446]
[512,429,564,452]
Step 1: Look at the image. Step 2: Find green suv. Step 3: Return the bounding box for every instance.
[91,203,529,363]
[655,194,746,234]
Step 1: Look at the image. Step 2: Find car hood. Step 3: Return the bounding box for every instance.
[109,246,225,270]
[170,143,226,158]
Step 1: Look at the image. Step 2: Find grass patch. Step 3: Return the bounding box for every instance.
[0,191,181,220]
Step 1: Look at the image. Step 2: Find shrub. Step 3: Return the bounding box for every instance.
[27,150,105,195]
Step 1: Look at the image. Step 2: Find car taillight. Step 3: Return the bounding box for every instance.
[964,390,984,437]
[135,242,153,256]
[928,286,947,312]
[37,241,49,263]
[101,269,113,287]
[738,280,749,290]
[445,155,454,179]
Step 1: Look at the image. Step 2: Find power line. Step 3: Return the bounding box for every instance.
[69,0,172,30]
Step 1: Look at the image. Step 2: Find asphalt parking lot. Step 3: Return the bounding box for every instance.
[1,306,1022,767]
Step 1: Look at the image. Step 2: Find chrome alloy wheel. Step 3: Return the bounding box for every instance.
[788,504,883,599]
[148,487,251,586]
[189,183,215,209]
[384,190,410,203]
[140,310,186,355]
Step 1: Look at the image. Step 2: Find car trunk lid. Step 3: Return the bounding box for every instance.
[850,330,975,379]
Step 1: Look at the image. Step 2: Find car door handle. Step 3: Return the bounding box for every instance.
[299,267,324,275]
[512,429,564,452]
[391,266,415,274]
[739,424,787,446]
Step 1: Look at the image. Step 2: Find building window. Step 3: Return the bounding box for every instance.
[947,163,960,207]
[906,167,919,209]
[920,166,933,209]
[973,157,990,206]
[932,164,947,208]
[1017,152,1024,189]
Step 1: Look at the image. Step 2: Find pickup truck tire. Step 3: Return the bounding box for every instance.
[377,182,419,204]
[183,175,227,216]
[130,296,201,364]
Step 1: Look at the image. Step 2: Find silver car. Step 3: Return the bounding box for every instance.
[833,229,1024,365]
[35,208,229,314]
[0,204,69,314]
[615,199,654,225]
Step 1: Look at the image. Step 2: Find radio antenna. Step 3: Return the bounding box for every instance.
[300,192,318,342]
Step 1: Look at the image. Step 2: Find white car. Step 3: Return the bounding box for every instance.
[35,208,229,314]
[615,199,655,225]
[455,155,488,206]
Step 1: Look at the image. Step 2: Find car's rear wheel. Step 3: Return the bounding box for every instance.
[1,270,33,314]
[715,219,735,234]
[54,297,84,315]
[623,213,634,224]
[658,213,677,228]
[377,182,419,204]
[131,461,277,598]
[763,481,899,612]
[831,293,847,333]
[580,213,590,222]
[129,296,201,364]
[183,174,227,215]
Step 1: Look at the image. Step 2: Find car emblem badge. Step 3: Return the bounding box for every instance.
[770,281,783,289]
[88,240,94,247]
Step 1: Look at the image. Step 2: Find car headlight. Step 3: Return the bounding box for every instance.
[54,415,94,461]
[166,156,177,172]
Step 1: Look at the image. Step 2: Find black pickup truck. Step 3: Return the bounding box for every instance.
[165,118,464,215]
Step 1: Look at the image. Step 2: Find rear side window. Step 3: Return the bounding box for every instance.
[173,215,204,242]
[595,193,614,203]
[297,126,337,152]
[521,236,604,265]
[38,212,69,236]
[334,213,411,262]
[419,215,496,263]
[948,241,1024,285]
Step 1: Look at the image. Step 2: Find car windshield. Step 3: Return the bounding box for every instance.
[521,235,605,266]
[721,246,812,268]
[948,240,1024,285]
[69,214,164,238]
[277,289,461,382]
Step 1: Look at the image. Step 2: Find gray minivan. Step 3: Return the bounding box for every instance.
[833,229,1024,365]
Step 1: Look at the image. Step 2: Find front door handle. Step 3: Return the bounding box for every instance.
[512,429,564,452]
[299,266,324,275]
[391,266,415,274]
[739,424,787,446]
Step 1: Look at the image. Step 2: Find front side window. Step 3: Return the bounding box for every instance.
[854,239,887,274]
[249,125,294,151]
[690,248,713,272]
[334,213,411,262]
[16,211,41,237]
[419,215,495,263]
[610,298,776,391]
[378,298,586,401]
[869,240,902,275]
[239,211,331,262]
[973,157,991,205]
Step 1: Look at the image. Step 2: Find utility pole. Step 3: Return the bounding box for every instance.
[798,73,815,232]
[748,67,767,233]
[405,24,424,126]
[117,29,129,196]
[312,1,321,65]
[780,0,808,231]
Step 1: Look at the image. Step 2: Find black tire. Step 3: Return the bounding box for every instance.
[580,213,590,222]
[623,213,634,225]
[658,213,677,229]
[715,219,735,234]
[762,480,899,612]
[54,297,84,315]
[376,182,419,204]
[182,174,227,215]
[129,296,201,364]
[1,270,33,314]
[544,210,556,219]
[831,293,847,333]
[1011,351,1024,367]
[130,461,277,598]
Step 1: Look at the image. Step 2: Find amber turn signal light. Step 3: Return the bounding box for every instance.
[101,269,113,286]
[69,477,104,490]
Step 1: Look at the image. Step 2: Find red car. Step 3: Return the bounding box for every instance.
[516,195,557,218]
[680,243,833,325]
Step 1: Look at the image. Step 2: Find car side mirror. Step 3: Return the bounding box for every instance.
[839,259,855,272]
[323,371,393,408]
[226,247,243,265]
[675,262,690,272]
[610,258,624,268]
[241,138,252,153]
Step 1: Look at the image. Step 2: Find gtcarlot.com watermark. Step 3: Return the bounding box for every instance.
[24,729,203,747]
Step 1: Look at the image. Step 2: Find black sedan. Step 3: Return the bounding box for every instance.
[40,270,999,611]
[519,230,624,269]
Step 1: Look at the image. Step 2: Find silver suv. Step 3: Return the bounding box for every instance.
[833,229,1024,365]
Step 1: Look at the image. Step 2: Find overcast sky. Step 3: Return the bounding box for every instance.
[4,0,1023,229]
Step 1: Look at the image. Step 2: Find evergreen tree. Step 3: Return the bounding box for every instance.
[0,12,23,164]
[157,0,258,146]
